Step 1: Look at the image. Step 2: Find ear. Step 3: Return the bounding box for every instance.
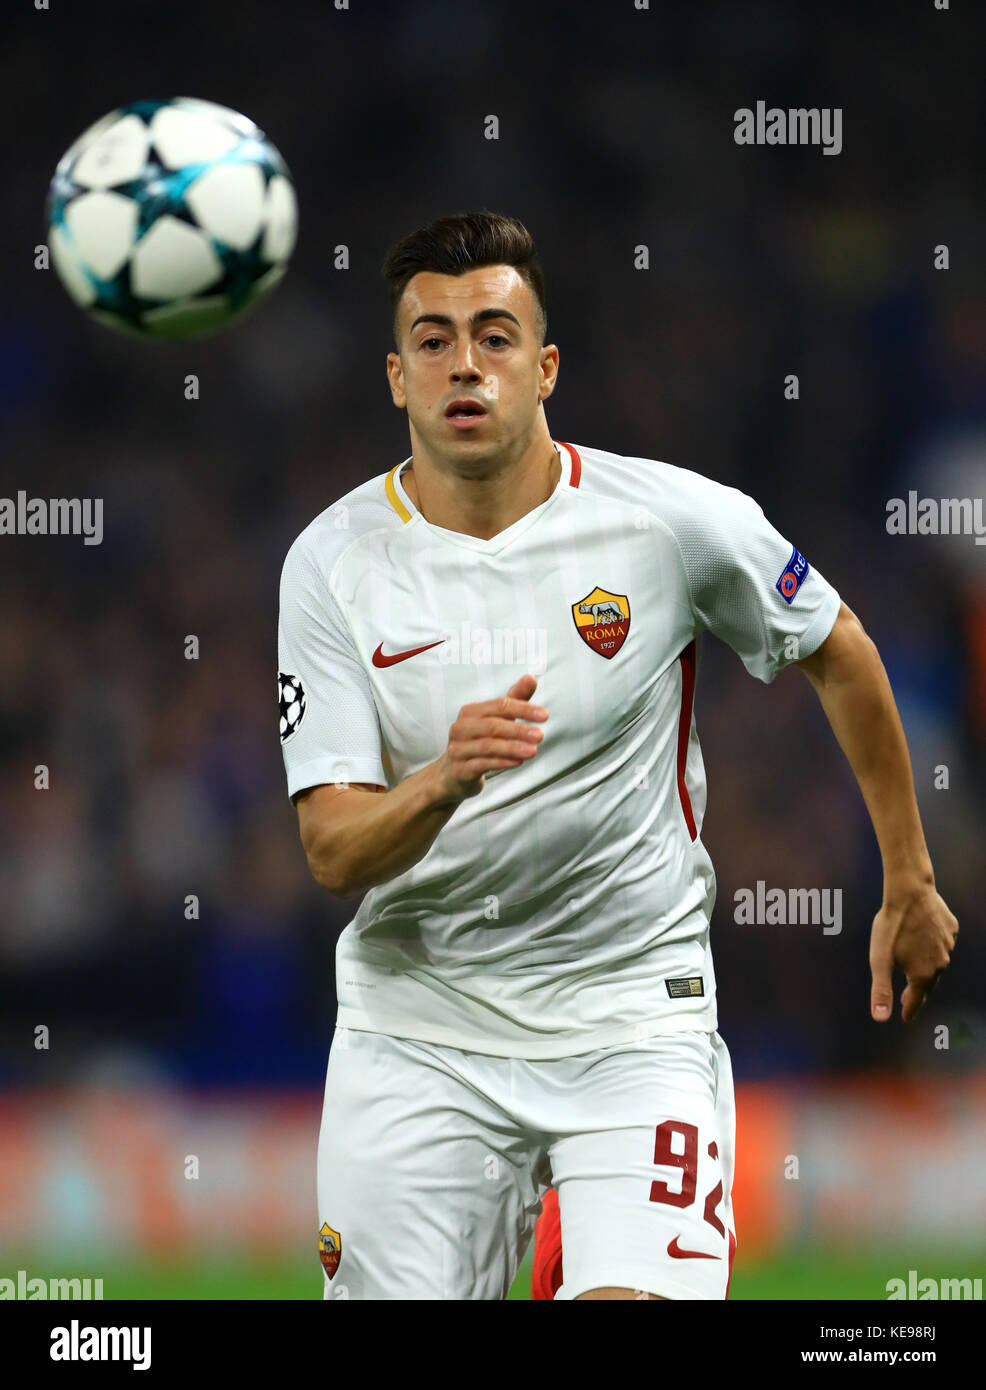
[537,343,559,402]
[386,350,407,408]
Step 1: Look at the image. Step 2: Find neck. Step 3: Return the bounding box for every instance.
[401,429,561,540]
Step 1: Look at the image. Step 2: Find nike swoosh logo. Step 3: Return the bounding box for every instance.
[372,639,445,668]
[667,1237,721,1260]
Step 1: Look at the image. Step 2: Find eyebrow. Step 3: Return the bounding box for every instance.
[408,307,522,334]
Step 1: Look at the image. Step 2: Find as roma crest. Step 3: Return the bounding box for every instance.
[572,586,631,659]
[319,1222,341,1279]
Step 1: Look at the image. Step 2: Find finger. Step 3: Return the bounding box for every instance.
[469,757,526,772]
[454,735,540,764]
[903,959,949,1021]
[455,716,546,746]
[869,937,895,1022]
[507,673,538,698]
[453,725,543,758]
[900,977,932,1024]
[464,716,544,743]
[462,697,549,724]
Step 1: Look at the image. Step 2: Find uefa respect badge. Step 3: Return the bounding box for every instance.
[775,547,809,604]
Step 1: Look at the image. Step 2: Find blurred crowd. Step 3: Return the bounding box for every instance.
[1,0,983,1087]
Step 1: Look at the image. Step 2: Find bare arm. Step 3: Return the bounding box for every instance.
[796,602,958,1022]
[296,674,548,896]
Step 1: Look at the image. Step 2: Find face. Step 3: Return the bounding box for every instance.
[385,265,558,468]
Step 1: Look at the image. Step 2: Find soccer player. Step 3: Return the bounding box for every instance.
[277,211,958,1300]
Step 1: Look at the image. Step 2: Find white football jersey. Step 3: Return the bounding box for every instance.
[278,441,841,1058]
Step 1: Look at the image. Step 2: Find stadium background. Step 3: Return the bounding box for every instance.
[1,0,984,1299]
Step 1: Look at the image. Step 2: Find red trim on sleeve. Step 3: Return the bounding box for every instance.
[676,641,698,842]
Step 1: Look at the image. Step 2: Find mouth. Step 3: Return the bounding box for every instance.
[444,398,488,428]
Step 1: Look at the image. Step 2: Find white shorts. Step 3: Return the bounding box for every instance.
[316,1025,736,1300]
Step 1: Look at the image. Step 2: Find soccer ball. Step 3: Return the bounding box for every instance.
[45,96,298,339]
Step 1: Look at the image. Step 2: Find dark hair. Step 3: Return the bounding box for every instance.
[382,210,547,346]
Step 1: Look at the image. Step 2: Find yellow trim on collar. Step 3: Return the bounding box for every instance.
[385,463,412,523]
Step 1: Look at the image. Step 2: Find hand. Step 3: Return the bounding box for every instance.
[869,882,958,1023]
[432,674,548,804]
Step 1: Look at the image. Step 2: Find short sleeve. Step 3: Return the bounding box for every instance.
[673,480,841,683]
[277,537,387,799]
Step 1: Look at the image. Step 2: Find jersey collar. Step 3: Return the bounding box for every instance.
[385,440,581,544]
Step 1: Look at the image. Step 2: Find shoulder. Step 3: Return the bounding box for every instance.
[567,442,753,515]
[566,442,760,530]
[280,465,407,595]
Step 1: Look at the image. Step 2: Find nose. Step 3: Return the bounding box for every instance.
[448,342,482,383]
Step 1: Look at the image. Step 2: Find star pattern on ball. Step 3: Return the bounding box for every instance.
[113,158,204,239]
[278,671,307,744]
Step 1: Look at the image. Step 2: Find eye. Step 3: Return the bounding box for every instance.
[420,337,445,351]
[484,334,509,347]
